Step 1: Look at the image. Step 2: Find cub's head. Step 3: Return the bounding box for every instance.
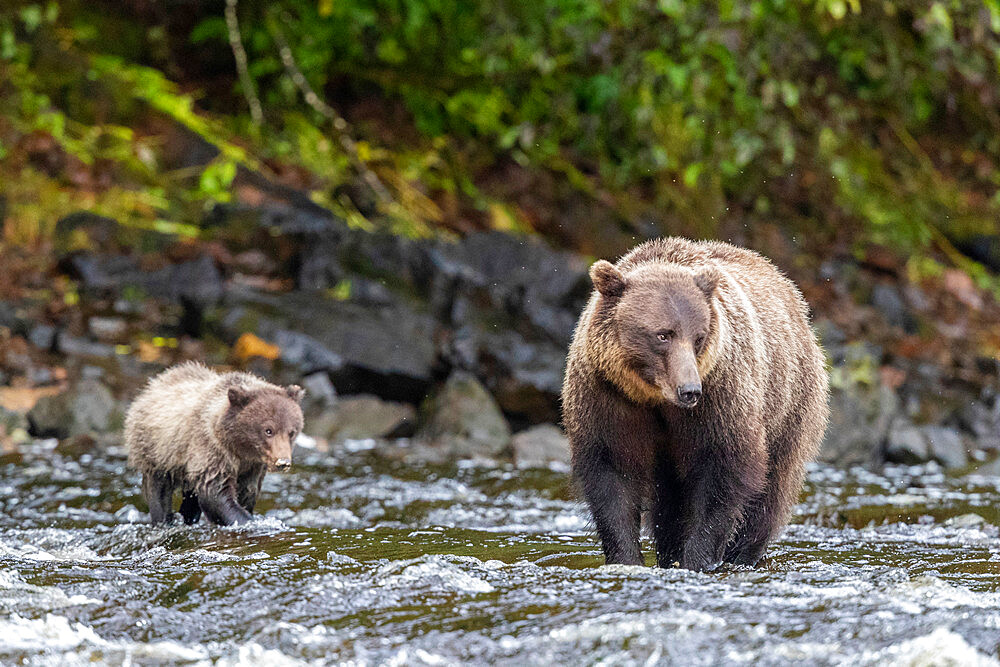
[224,385,305,470]
[590,259,721,408]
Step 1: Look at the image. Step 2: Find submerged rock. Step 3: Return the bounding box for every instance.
[416,371,511,460]
[512,424,571,469]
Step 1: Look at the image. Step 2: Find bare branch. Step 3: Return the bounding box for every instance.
[224,0,263,125]
[269,11,393,206]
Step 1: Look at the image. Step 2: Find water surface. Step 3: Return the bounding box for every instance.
[2,441,999,665]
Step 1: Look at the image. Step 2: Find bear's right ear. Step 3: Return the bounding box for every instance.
[590,260,626,298]
[285,385,305,403]
[228,386,254,408]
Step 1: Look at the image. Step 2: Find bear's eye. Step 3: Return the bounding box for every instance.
[289,430,296,439]
[695,334,706,350]
[656,330,674,342]
[265,428,274,437]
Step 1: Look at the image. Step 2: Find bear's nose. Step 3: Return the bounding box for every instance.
[677,383,702,407]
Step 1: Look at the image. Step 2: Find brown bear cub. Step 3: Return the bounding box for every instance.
[562,237,829,571]
[125,362,305,526]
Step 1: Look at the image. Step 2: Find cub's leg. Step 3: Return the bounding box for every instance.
[143,471,176,525]
[197,478,253,526]
[236,466,266,514]
[179,490,201,525]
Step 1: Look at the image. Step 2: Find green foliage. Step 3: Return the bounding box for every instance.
[205,0,1000,256]
[3,0,1000,279]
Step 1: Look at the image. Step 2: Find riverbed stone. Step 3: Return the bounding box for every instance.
[311,395,416,442]
[923,426,969,470]
[820,383,899,466]
[885,422,969,469]
[512,424,570,469]
[27,379,120,439]
[416,371,511,460]
[885,421,930,465]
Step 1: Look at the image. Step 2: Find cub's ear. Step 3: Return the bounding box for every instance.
[285,385,305,403]
[694,266,721,299]
[590,260,626,298]
[228,386,254,408]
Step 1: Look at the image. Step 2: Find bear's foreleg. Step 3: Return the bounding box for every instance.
[179,491,201,524]
[678,439,767,571]
[236,465,266,514]
[196,476,253,525]
[651,459,686,567]
[577,454,644,565]
[142,471,176,524]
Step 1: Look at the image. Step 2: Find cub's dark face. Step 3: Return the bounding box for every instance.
[591,260,719,407]
[225,385,305,470]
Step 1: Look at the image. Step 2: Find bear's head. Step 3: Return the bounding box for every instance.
[589,259,721,408]
[224,385,305,470]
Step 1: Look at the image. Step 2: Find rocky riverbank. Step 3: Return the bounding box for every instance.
[0,198,998,473]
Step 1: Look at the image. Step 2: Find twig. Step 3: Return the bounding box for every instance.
[268,10,393,206]
[224,0,263,125]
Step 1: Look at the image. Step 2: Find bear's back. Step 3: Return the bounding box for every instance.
[125,363,227,472]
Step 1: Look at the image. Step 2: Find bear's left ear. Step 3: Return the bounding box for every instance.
[590,260,626,298]
[285,385,305,403]
[228,386,254,408]
[694,266,721,299]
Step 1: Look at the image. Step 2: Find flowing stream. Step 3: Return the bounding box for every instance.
[2,440,1000,666]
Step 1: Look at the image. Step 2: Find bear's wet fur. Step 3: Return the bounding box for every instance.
[562,237,829,571]
[125,362,305,526]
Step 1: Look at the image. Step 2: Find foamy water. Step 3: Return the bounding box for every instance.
[2,447,999,665]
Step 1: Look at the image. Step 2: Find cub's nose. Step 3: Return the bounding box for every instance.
[274,458,292,471]
[677,383,702,407]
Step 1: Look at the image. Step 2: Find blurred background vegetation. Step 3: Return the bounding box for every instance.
[1,0,1000,466]
[3,0,1000,272]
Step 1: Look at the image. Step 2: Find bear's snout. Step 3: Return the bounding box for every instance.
[677,382,702,407]
[268,438,294,471]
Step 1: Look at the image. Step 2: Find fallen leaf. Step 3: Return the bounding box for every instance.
[232,332,281,363]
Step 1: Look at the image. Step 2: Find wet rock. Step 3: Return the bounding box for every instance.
[270,329,344,375]
[448,325,566,423]
[428,231,589,342]
[300,372,337,413]
[67,253,223,309]
[0,407,30,451]
[820,384,899,466]
[885,421,929,465]
[416,371,511,460]
[870,283,916,333]
[885,421,969,469]
[27,324,57,352]
[219,288,437,401]
[88,316,128,343]
[957,399,1000,450]
[56,333,117,359]
[512,424,570,469]
[311,395,416,442]
[923,426,969,469]
[27,379,120,439]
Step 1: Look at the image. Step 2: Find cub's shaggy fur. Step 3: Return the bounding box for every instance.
[125,362,304,525]
[562,237,829,571]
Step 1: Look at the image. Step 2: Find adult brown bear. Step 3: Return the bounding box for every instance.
[562,238,828,571]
